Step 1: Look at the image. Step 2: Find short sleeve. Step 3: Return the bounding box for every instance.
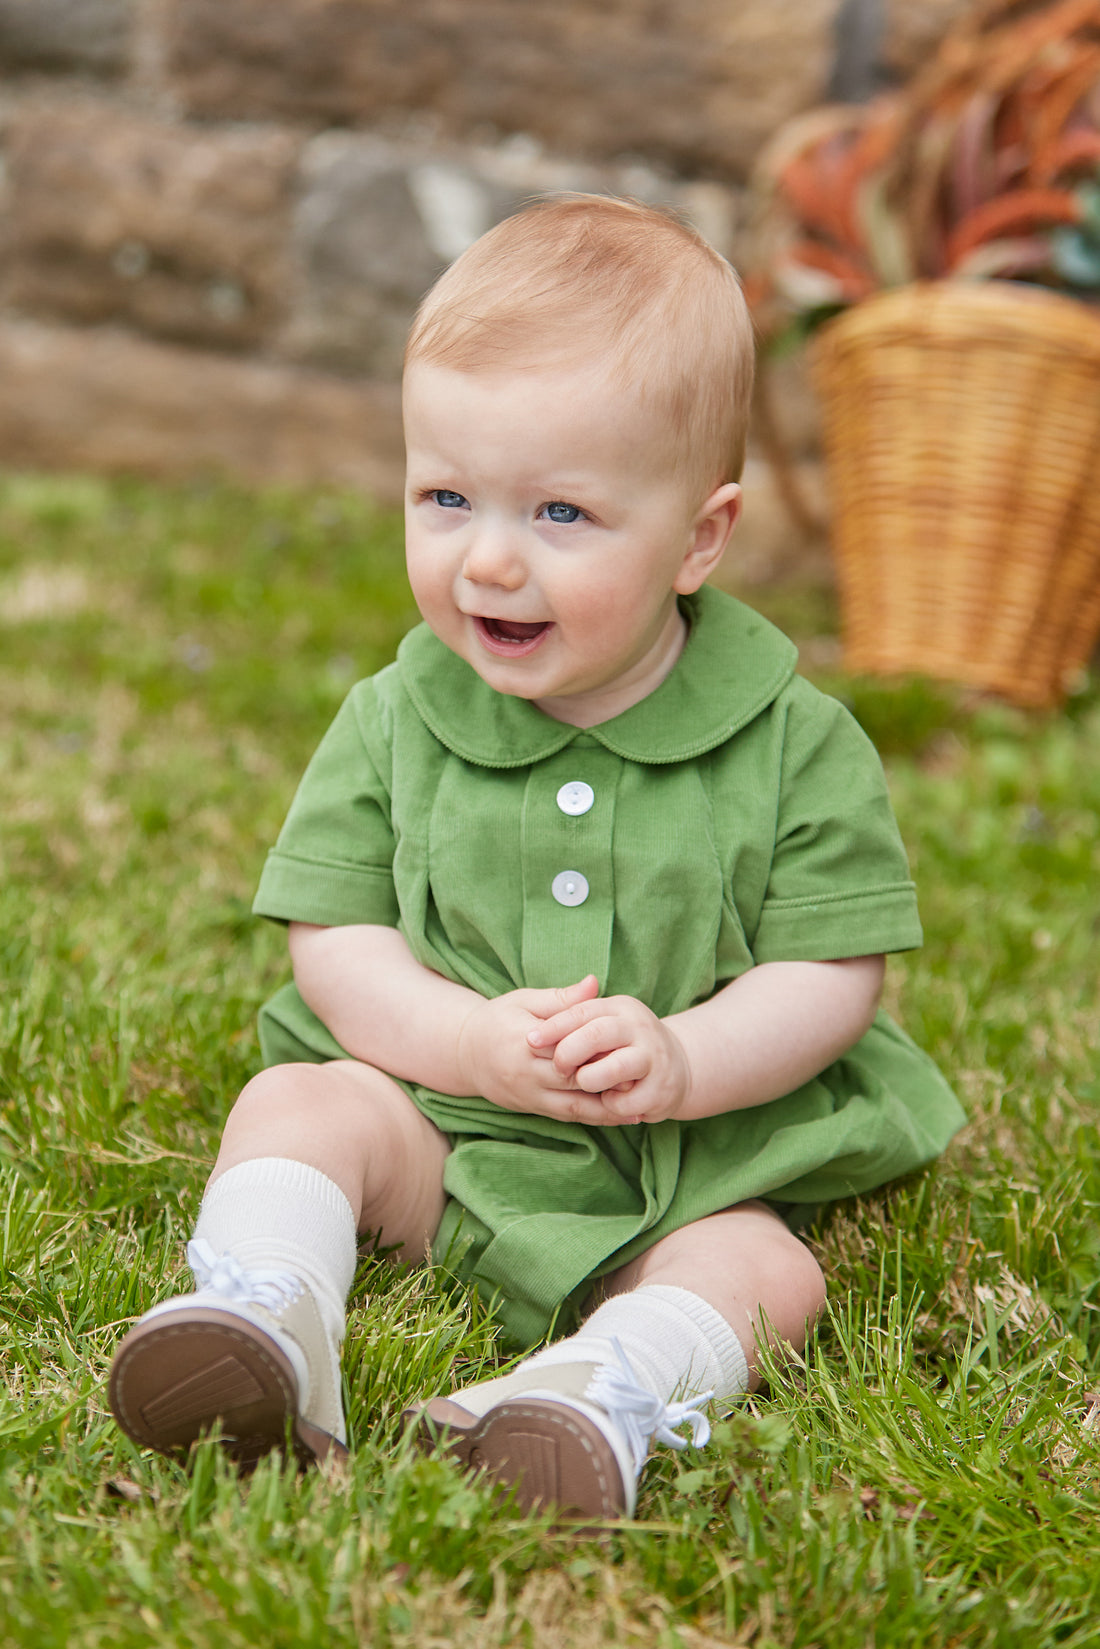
[751,684,923,963]
[252,683,400,929]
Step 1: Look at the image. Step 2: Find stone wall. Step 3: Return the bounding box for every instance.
[0,0,972,534]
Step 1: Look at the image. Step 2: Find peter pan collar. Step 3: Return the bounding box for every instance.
[397,584,798,768]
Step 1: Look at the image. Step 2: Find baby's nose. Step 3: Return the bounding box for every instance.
[462,528,527,590]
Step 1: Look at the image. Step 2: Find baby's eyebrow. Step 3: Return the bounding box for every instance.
[537,480,605,505]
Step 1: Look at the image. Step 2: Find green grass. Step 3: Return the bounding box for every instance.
[1,473,1098,1647]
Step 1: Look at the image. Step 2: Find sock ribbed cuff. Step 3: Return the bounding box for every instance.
[193,1157,358,1340]
[527,1282,750,1407]
[632,1283,750,1401]
[200,1155,355,1221]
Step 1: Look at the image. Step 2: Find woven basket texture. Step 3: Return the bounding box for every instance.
[812,281,1100,707]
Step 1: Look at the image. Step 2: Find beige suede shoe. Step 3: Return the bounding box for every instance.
[109,1240,347,1470]
[404,1341,711,1519]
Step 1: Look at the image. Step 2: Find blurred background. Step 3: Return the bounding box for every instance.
[0,0,970,589]
[3,23,1099,1634]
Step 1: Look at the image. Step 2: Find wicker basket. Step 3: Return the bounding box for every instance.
[811,281,1100,708]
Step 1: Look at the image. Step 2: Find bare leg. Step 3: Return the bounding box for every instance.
[209,1059,450,1264]
[597,1199,826,1391]
[110,1059,449,1463]
[406,1200,826,1518]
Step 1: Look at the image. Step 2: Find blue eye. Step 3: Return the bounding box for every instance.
[432,490,468,509]
[544,501,581,524]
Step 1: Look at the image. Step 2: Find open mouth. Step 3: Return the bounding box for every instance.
[474,615,552,656]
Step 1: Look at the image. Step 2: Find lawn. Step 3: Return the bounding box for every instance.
[1,473,1098,1648]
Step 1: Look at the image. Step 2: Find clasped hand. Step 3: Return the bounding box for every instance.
[455,975,691,1126]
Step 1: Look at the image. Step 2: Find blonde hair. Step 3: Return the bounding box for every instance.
[405,194,756,493]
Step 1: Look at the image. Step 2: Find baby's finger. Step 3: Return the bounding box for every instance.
[600,1084,653,1120]
[546,1090,624,1127]
[572,1045,646,1094]
[522,976,600,1028]
[548,1016,626,1076]
[527,996,606,1050]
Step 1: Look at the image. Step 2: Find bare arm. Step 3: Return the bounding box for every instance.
[668,955,885,1118]
[528,955,886,1123]
[288,921,482,1092]
[287,921,609,1119]
[289,922,883,1126]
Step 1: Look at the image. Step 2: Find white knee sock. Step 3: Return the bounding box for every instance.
[192,1157,358,1343]
[525,1283,750,1406]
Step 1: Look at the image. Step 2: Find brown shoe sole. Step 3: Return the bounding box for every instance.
[109,1306,347,1471]
[404,1395,627,1519]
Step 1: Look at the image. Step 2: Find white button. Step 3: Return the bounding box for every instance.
[556,780,595,816]
[551,870,589,907]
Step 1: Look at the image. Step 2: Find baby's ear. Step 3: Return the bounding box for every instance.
[673,483,742,593]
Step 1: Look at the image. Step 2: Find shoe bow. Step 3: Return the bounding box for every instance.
[187,1237,304,1315]
[585,1338,713,1473]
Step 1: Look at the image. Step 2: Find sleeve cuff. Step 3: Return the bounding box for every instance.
[252,851,400,929]
[752,883,923,962]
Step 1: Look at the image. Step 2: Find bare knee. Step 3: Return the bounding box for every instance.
[756,1224,827,1336]
[711,1207,826,1340]
[221,1061,357,1138]
[211,1060,449,1259]
[605,1203,826,1364]
[211,1061,386,1210]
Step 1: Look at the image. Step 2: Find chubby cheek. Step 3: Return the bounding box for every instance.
[406,542,450,619]
[411,582,458,640]
[555,580,655,641]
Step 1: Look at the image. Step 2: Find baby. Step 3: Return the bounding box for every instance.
[109,195,963,1519]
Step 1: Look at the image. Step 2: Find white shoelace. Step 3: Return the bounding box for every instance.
[585,1338,713,1473]
[187,1237,304,1316]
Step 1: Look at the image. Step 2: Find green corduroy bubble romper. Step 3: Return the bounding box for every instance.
[254,586,965,1347]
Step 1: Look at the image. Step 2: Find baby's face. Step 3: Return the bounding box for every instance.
[403,359,736,727]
